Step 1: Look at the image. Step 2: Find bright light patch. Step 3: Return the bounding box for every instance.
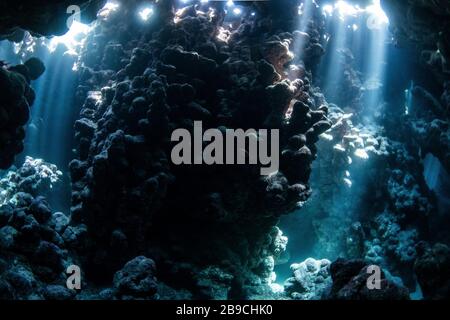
[139,7,154,21]
[98,1,119,18]
[321,0,388,26]
[226,0,234,7]
[12,33,37,58]
[47,21,92,54]
[233,7,242,16]
[322,4,333,16]
[335,0,363,20]
[366,0,389,29]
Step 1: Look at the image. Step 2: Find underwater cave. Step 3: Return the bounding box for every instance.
[0,0,449,303]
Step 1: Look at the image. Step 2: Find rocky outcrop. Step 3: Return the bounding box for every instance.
[284,258,332,300]
[414,242,450,300]
[328,258,410,300]
[112,256,158,300]
[0,58,45,170]
[0,193,72,300]
[67,0,330,297]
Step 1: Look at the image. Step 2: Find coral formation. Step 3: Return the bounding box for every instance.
[0,58,45,169]
[414,242,450,300]
[284,258,332,300]
[0,193,71,300]
[0,156,63,206]
[328,258,410,300]
[67,0,330,298]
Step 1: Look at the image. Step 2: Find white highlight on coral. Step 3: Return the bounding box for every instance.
[139,7,154,21]
[298,3,304,15]
[343,178,353,187]
[217,26,231,43]
[320,133,334,141]
[0,156,63,206]
[354,148,369,160]
[333,144,346,152]
[12,32,37,58]
[88,91,103,104]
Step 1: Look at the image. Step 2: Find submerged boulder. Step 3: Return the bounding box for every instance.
[113,256,158,300]
[328,259,410,300]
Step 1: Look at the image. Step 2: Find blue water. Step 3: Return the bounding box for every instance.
[1,40,78,211]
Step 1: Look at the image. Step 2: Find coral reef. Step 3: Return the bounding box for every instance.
[66,0,331,298]
[284,258,332,300]
[414,242,450,300]
[281,34,443,294]
[0,156,63,206]
[0,58,45,169]
[0,193,72,300]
